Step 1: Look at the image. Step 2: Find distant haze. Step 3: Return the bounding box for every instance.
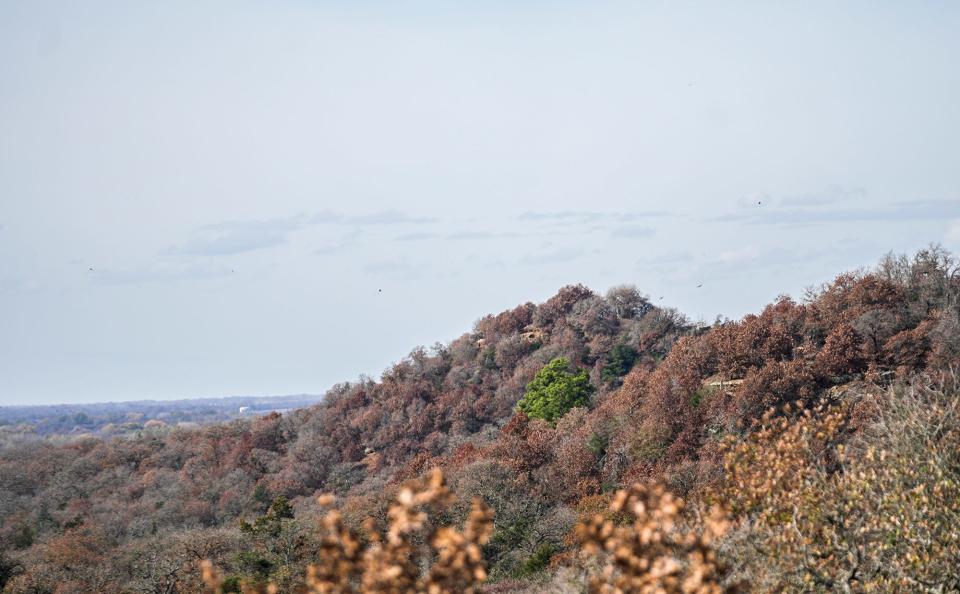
[1,1,959,405]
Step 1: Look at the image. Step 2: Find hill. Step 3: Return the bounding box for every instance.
[1,246,959,592]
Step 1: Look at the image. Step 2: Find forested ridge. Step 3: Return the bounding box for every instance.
[2,246,960,593]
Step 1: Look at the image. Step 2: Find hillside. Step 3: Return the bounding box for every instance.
[1,246,959,593]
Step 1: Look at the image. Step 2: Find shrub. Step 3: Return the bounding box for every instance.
[575,482,737,593]
[516,358,594,424]
[720,378,960,592]
[202,469,494,594]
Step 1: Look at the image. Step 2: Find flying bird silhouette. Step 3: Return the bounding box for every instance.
[697,283,703,288]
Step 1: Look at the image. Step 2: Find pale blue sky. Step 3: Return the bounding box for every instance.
[1,1,959,405]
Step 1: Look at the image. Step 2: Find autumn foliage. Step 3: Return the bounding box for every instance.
[1,247,959,592]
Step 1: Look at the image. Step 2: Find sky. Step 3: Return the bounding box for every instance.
[1,1,959,405]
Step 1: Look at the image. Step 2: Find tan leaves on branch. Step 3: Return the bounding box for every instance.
[202,469,494,594]
[575,483,737,594]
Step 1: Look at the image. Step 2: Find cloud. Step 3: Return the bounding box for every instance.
[945,220,960,247]
[634,251,697,277]
[313,210,437,226]
[634,244,848,284]
[736,192,771,208]
[611,225,655,239]
[714,198,960,226]
[446,230,524,240]
[308,211,345,224]
[517,210,671,224]
[91,263,233,286]
[733,186,865,210]
[394,231,440,242]
[0,275,44,294]
[352,211,436,225]
[520,247,585,265]
[362,259,423,280]
[170,209,436,257]
[447,231,495,240]
[315,229,363,255]
[716,245,762,265]
[779,185,867,207]
[168,216,307,257]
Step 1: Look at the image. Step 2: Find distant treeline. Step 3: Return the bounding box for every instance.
[0,395,323,438]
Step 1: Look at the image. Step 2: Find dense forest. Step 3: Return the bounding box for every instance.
[1,246,959,593]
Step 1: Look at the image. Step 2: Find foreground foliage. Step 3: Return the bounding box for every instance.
[201,471,735,594]
[721,378,960,592]
[576,484,736,594]
[202,469,494,594]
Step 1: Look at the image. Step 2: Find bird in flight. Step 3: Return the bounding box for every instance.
[88,267,94,271]
[696,283,703,288]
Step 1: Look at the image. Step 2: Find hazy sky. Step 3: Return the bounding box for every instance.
[2,1,959,405]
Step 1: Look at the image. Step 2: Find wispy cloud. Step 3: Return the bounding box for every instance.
[349,211,437,225]
[448,231,495,241]
[735,186,866,210]
[611,225,655,239]
[714,199,960,226]
[362,259,423,281]
[446,230,524,241]
[91,263,233,286]
[520,247,585,266]
[315,229,363,255]
[635,251,695,274]
[517,210,671,224]
[169,210,437,257]
[394,231,440,242]
[779,185,867,207]
[946,220,960,247]
[168,216,306,256]
[310,210,437,226]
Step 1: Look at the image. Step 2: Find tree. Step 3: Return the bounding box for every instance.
[516,358,594,424]
[237,497,306,589]
[605,285,652,319]
[601,344,639,384]
[0,551,18,590]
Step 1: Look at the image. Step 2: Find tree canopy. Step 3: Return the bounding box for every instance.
[516,357,594,424]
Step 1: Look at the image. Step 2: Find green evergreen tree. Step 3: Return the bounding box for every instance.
[516,357,594,424]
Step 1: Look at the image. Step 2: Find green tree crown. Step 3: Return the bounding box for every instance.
[516,357,594,424]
